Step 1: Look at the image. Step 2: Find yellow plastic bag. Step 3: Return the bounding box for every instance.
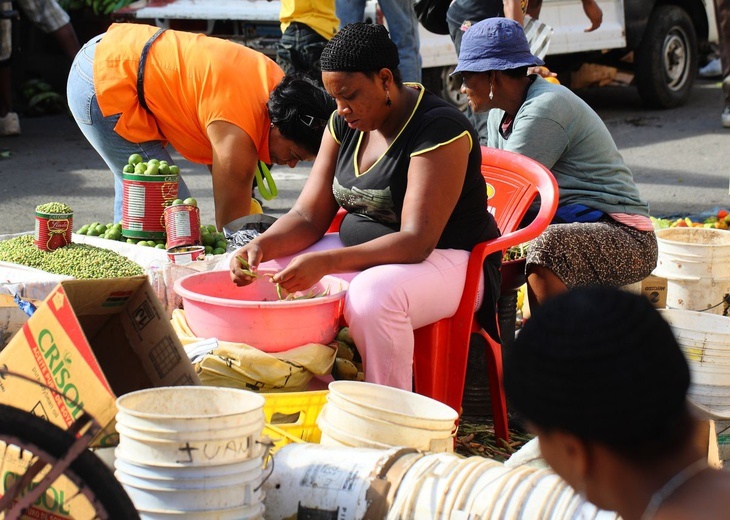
[171,309,336,392]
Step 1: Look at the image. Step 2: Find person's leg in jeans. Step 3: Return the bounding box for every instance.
[378,0,422,82]
[276,22,328,87]
[448,18,489,144]
[67,36,191,223]
[335,0,365,26]
[714,0,730,127]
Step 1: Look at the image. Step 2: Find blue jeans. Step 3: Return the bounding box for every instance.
[336,0,422,83]
[66,35,191,223]
[277,22,328,86]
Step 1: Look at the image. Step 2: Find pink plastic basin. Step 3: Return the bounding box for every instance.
[173,269,348,352]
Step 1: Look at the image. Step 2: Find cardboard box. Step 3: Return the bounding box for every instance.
[0,276,200,447]
[642,274,668,309]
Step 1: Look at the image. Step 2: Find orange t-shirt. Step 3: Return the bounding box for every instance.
[93,23,284,165]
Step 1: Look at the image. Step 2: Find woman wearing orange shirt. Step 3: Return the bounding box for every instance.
[67,23,335,230]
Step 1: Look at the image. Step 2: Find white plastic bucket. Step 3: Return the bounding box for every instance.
[115,420,263,466]
[659,309,730,406]
[318,403,455,452]
[136,502,264,520]
[327,381,459,429]
[116,386,266,432]
[115,469,263,511]
[262,443,416,520]
[115,386,265,467]
[654,228,730,314]
[114,453,264,487]
[321,381,458,452]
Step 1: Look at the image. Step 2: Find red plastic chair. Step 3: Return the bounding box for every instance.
[326,147,558,442]
[411,147,558,443]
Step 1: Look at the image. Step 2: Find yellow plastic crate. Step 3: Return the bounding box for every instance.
[261,390,327,452]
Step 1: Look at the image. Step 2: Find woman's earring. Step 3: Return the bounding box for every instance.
[386,89,392,107]
[489,84,494,100]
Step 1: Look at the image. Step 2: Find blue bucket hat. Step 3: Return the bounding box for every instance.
[452,18,544,75]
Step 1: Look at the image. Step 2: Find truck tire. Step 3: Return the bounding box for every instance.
[635,5,697,109]
[422,65,469,111]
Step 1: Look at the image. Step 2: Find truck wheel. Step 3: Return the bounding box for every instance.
[422,65,469,111]
[635,5,697,109]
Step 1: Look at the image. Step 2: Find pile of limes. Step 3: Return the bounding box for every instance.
[201,225,228,255]
[75,221,228,254]
[123,154,180,176]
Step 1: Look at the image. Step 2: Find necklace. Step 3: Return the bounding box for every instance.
[640,458,708,520]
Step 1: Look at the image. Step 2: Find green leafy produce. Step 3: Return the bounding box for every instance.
[35,202,73,215]
[0,235,144,278]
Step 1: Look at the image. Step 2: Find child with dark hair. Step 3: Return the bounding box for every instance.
[504,286,730,520]
[67,23,335,229]
[230,22,500,391]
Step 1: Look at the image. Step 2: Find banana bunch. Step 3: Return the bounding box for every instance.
[58,0,134,15]
[331,327,364,381]
[21,79,66,117]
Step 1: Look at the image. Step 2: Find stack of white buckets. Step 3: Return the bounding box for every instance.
[114,386,267,519]
[654,227,730,418]
[262,380,620,519]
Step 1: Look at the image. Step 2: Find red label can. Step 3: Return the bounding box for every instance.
[122,173,179,240]
[34,211,73,251]
[164,204,201,249]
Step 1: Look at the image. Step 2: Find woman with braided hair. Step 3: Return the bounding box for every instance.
[504,286,730,520]
[230,22,501,390]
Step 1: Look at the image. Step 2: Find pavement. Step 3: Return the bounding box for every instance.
[1,77,729,235]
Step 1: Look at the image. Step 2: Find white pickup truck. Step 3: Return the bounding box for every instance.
[114,0,717,109]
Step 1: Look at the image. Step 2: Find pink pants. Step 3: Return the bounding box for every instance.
[258,234,483,390]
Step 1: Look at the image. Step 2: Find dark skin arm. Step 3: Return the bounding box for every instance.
[206,121,259,231]
[230,127,472,294]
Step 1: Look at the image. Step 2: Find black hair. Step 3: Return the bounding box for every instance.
[321,22,401,79]
[267,75,337,155]
[504,286,694,464]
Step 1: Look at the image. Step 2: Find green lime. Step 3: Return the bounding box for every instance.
[95,224,107,234]
[202,233,216,247]
[207,224,217,234]
[212,247,226,255]
[159,164,170,175]
[183,197,197,207]
[171,199,184,206]
[214,239,227,250]
[204,245,213,255]
[77,224,90,235]
[155,243,166,249]
[134,163,146,174]
[127,238,137,244]
[128,153,143,166]
[169,165,180,175]
[108,229,122,241]
[123,164,135,174]
[87,227,100,236]
[137,241,151,247]
[148,158,160,166]
[145,163,159,175]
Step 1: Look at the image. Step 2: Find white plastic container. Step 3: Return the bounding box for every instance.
[320,381,458,452]
[654,228,730,314]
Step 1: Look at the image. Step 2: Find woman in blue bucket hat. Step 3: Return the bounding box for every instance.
[453,17,658,311]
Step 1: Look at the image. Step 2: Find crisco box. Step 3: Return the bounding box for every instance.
[641,274,667,309]
[0,276,200,449]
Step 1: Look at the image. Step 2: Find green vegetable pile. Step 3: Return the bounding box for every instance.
[0,235,144,279]
[35,202,73,215]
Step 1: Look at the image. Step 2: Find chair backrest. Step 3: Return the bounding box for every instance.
[480,146,557,235]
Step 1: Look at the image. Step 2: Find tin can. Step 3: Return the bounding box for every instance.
[164,204,201,249]
[166,245,205,265]
[34,210,73,251]
[122,173,178,240]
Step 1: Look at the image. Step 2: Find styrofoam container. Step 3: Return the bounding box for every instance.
[173,269,348,352]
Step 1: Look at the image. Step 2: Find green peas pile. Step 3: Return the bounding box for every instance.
[0,235,144,279]
[36,202,73,215]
